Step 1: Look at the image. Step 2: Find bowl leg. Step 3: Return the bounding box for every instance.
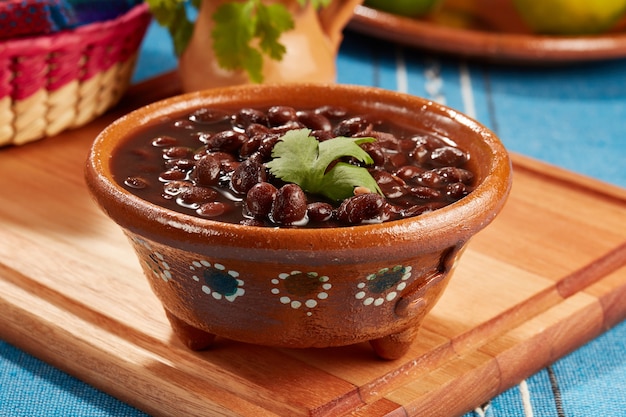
[369,325,419,360]
[164,309,216,350]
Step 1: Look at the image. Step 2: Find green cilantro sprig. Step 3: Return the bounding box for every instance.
[266,129,383,201]
[146,0,332,83]
[212,0,292,83]
[146,0,201,56]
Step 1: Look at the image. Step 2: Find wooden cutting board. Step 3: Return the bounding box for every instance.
[1,73,625,417]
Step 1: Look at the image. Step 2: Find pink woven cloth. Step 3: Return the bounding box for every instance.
[0,0,77,39]
[0,0,143,40]
[0,3,150,100]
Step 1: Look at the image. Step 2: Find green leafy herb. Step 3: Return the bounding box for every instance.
[146,0,331,83]
[212,0,293,83]
[146,0,201,56]
[266,129,383,201]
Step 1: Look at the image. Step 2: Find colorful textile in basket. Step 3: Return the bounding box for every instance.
[0,0,76,39]
[0,2,151,146]
[0,0,144,40]
[69,0,144,25]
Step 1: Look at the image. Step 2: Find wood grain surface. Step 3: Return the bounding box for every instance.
[1,73,625,417]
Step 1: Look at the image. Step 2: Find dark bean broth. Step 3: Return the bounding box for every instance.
[111,105,476,228]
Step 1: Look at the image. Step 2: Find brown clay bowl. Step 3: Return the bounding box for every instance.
[85,84,512,360]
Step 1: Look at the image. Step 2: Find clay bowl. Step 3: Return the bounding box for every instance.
[85,84,512,360]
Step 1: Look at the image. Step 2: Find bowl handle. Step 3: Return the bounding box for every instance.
[394,270,446,318]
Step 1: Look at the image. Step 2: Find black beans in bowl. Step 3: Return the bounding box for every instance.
[112,105,475,228]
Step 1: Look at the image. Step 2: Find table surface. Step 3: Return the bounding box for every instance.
[2,18,626,417]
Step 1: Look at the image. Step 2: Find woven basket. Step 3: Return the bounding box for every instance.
[0,3,151,147]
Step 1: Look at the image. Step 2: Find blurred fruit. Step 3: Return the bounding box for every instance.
[512,0,626,35]
[364,0,442,17]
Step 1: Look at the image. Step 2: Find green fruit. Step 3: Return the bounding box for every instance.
[513,0,626,35]
[365,0,442,17]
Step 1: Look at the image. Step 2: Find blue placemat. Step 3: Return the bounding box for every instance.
[0,340,147,416]
[2,320,624,416]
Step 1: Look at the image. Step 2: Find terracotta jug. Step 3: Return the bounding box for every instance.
[177,0,363,92]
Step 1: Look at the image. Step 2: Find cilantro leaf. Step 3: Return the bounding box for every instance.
[266,129,320,189]
[145,0,196,56]
[266,129,383,201]
[256,3,294,61]
[147,0,324,83]
[212,1,263,82]
[212,0,294,83]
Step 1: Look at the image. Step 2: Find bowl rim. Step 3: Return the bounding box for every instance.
[85,83,512,257]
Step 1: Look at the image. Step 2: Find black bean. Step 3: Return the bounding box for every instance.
[297,110,332,131]
[166,158,195,171]
[239,135,262,158]
[315,105,347,118]
[366,130,399,149]
[398,136,417,152]
[372,170,406,199]
[193,145,209,159]
[221,160,240,174]
[194,154,222,186]
[307,202,334,222]
[395,165,425,181]
[310,130,334,142]
[159,168,187,181]
[387,152,410,169]
[270,184,307,225]
[270,120,306,134]
[268,106,298,126]
[433,167,474,184]
[360,142,386,167]
[336,193,387,224]
[177,186,218,208]
[163,180,191,196]
[234,108,268,128]
[245,123,271,137]
[189,108,230,124]
[245,182,277,219]
[230,159,267,194]
[401,203,444,217]
[213,151,237,165]
[240,218,265,227]
[409,186,441,200]
[256,134,281,160]
[417,170,444,188]
[332,116,370,137]
[386,203,405,218]
[412,134,446,150]
[124,176,148,189]
[205,130,247,152]
[410,144,431,166]
[445,183,469,200]
[196,202,228,217]
[430,146,468,167]
[196,132,212,145]
[163,146,194,160]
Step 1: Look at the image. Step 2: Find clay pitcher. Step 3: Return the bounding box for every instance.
[177,0,363,92]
